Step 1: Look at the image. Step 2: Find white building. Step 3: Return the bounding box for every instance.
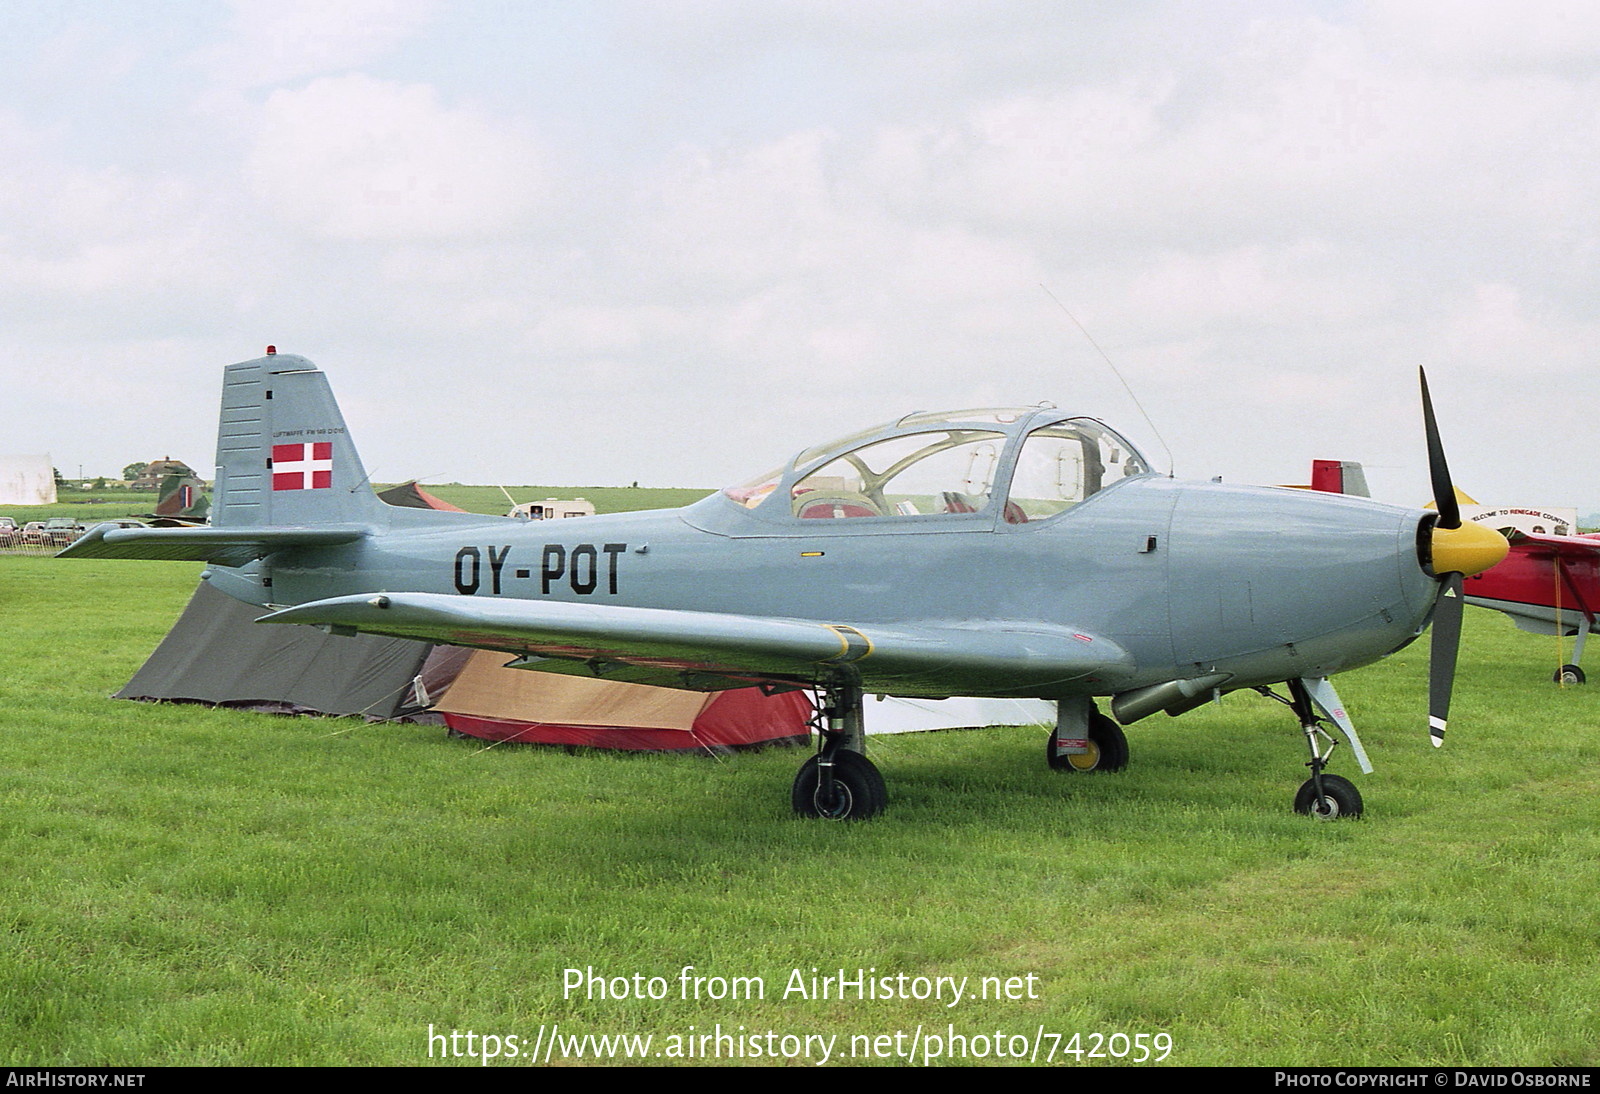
[0,455,56,506]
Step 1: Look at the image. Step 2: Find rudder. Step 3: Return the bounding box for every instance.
[213,352,388,529]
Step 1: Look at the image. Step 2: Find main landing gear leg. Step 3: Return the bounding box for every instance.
[1045,696,1129,772]
[1556,626,1589,686]
[1258,679,1364,819]
[791,682,887,820]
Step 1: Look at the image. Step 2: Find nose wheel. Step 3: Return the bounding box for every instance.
[1258,679,1365,820]
[1293,772,1363,819]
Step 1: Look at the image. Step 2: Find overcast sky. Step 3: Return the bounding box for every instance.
[4,1,1597,512]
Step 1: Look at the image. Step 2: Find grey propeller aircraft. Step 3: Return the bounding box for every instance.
[63,351,1509,820]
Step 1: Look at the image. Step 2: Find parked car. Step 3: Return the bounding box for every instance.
[19,521,49,546]
[0,517,16,547]
[42,518,86,546]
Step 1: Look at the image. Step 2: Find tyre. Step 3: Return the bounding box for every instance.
[791,751,887,820]
[1293,773,1363,819]
[1046,712,1129,773]
[1554,664,1586,686]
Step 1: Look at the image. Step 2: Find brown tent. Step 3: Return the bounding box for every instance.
[429,649,812,752]
[119,586,814,749]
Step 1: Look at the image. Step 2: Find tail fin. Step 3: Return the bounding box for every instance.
[154,472,208,519]
[61,351,497,570]
[214,352,389,528]
[1310,459,1370,497]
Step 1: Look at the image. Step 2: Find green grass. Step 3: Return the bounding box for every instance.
[5,490,162,522]
[2,556,1598,1066]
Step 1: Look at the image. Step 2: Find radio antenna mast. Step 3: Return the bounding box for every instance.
[1041,285,1175,476]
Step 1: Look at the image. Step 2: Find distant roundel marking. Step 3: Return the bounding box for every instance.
[820,625,874,664]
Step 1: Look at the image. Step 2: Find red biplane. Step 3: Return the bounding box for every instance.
[1463,531,1600,685]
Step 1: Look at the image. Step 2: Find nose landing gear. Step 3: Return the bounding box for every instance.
[1259,677,1366,820]
[1293,772,1363,819]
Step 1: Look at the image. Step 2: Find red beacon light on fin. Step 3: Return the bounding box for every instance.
[266,345,277,355]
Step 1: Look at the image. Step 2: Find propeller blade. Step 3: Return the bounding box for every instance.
[1427,572,1465,747]
[1419,367,1461,530]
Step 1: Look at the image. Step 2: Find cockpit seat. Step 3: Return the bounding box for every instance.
[795,492,885,519]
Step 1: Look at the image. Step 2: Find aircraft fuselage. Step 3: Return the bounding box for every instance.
[236,474,1437,700]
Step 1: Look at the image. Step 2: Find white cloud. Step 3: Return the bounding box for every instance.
[246,74,546,242]
[1436,283,1600,375]
[1360,0,1600,69]
[195,0,440,90]
[0,111,235,333]
[5,3,1598,504]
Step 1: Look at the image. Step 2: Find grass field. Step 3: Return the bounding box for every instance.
[3,490,161,524]
[3,555,1598,1067]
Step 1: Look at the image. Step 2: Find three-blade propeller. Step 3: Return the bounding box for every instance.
[1419,368,1508,747]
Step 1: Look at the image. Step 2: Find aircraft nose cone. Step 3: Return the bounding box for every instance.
[1429,519,1508,577]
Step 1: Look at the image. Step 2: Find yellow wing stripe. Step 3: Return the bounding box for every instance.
[820,624,874,664]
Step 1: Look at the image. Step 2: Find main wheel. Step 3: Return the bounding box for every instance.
[1554,664,1586,686]
[1293,773,1363,819]
[791,751,887,820]
[1046,713,1129,773]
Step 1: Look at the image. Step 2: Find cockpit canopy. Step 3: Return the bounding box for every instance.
[722,407,1156,524]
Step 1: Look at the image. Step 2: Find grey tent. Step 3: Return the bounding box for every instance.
[117,581,439,719]
[116,584,808,745]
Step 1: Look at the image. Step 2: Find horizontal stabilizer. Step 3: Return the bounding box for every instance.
[57,522,370,567]
[258,593,1138,697]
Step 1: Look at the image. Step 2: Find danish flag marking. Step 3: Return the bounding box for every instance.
[272,442,333,491]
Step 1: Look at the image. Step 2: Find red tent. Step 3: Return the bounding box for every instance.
[429,649,812,752]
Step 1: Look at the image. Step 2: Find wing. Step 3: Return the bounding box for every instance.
[258,592,1138,698]
[1466,531,1600,636]
[1507,530,1600,561]
[57,523,370,567]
